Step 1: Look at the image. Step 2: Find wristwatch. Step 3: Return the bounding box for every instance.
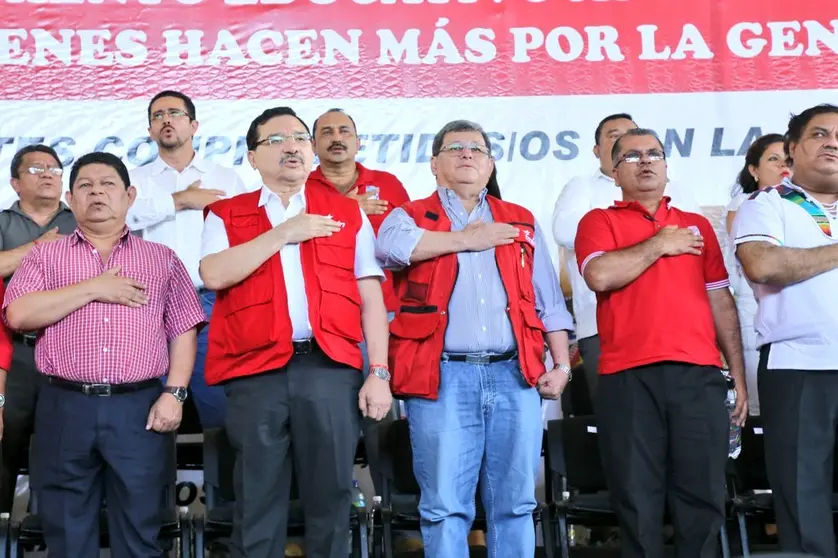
[370,366,391,382]
[0,393,6,408]
[554,363,572,382]
[163,386,188,403]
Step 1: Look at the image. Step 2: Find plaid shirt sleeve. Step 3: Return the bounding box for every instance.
[163,252,207,341]
[2,245,47,326]
[0,282,12,370]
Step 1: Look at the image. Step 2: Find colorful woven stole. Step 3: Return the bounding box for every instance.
[779,185,833,239]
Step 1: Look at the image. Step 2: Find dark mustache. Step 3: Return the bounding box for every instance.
[280,154,302,164]
[328,142,347,150]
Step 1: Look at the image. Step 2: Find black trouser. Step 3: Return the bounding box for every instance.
[597,362,729,558]
[225,350,362,558]
[32,380,171,558]
[0,342,40,513]
[577,335,601,409]
[758,345,838,558]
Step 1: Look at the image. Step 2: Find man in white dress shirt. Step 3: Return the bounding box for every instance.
[733,104,838,558]
[199,106,392,558]
[551,113,701,402]
[127,90,248,429]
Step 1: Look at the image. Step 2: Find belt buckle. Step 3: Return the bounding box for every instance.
[465,355,490,365]
[83,383,112,397]
[294,339,313,355]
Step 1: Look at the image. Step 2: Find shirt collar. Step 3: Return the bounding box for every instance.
[8,201,71,220]
[594,168,615,183]
[69,225,132,246]
[258,184,306,208]
[310,162,370,190]
[436,185,488,206]
[612,196,672,214]
[150,152,207,176]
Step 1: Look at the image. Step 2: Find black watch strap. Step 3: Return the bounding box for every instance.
[164,386,188,403]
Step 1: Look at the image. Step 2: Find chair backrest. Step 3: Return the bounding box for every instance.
[560,364,594,417]
[369,419,420,496]
[734,418,769,491]
[546,416,608,495]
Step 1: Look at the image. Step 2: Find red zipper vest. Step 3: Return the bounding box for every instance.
[203,184,364,385]
[388,192,547,400]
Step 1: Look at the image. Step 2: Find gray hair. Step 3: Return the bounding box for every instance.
[432,120,492,157]
[611,128,665,167]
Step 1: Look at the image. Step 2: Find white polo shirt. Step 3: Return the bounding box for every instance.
[127,154,250,289]
[200,184,384,341]
[551,169,703,340]
[732,180,838,370]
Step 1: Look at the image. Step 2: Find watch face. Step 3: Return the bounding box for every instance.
[0,394,5,407]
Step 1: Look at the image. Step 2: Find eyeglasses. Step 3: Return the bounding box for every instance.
[616,149,666,166]
[151,109,190,121]
[25,165,63,177]
[255,133,312,147]
[439,142,492,158]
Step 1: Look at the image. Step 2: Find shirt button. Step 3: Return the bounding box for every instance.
[482,326,487,332]
[104,317,109,323]
[103,347,109,353]
[103,378,109,383]
[480,299,485,304]
[478,274,482,279]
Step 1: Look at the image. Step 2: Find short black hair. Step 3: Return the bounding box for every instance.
[10,144,61,180]
[246,107,311,151]
[735,133,786,196]
[312,108,358,136]
[148,90,196,123]
[611,128,664,167]
[69,152,131,192]
[595,113,635,145]
[784,104,838,164]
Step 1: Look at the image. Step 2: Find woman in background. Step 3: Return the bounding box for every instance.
[724,133,790,416]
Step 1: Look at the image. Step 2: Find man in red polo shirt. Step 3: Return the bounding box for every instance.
[309,108,411,314]
[575,128,748,558]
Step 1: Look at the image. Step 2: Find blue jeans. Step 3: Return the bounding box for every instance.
[404,358,542,558]
[192,290,226,429]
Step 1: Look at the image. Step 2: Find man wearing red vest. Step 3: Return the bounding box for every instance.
[376,120,574,558]
[198,107,392,558]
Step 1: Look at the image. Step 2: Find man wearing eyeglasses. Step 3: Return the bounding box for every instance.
[376,120,573,558]
[575,128,747,558]
[199,107,392,558]
[0,144,76,513]
[127,90,249,430]
[551,113,701,407]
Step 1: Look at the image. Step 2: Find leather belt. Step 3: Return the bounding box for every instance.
[443,351,517,364]
[48,377,160,397]
[11,332,36,347]
[293,339,319,356]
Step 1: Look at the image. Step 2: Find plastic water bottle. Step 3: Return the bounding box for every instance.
[351,480,366,509]
[723,370,742,459]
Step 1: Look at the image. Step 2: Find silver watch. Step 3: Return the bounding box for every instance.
[0,393,5,408]
[370,366,391,382]
[554,363,572,381]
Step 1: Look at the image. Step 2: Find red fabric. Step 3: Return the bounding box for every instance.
[388,193,547,400]
[574,199,728,375]
[2,229,205,383]
[204,183,364,385]
[0,282,12,371]
[308,163,410,312]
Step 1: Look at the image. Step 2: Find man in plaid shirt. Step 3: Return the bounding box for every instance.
[3,152,205,558]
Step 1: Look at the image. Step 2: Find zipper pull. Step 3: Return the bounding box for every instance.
[521,245,525,267]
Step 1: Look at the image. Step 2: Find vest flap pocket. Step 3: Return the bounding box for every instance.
[520,305,546,332]
[319,273,363,342]
[390,308,441,340]
[230,214,261,229]
[315,236,355,271]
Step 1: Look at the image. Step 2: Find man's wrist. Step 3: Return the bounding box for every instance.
[552,363,572,380]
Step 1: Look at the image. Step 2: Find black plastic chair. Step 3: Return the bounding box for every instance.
[545,416,731,558]
[367,418,554,558]
[8,435,191,557]
[729,417,838,558]
[193,427,369,558]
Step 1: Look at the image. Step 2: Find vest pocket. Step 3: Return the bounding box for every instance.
[218,265,276,356]
[515,241,537,303]
[315,236,355,273]
[389,309,444,397]
[517,304,547,385]
[319,273,363,343]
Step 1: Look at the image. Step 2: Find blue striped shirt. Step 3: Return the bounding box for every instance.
[376,187,573,354]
